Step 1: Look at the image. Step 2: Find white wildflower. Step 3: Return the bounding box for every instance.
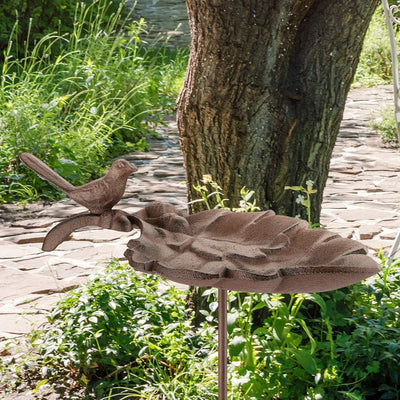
[296,194,306,204]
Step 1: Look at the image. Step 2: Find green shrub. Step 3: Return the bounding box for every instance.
[3,180,398,399]
[353,5,397,88]
[0,0,188,203]
[1,255,399,399]
[370,106,399,145]
[211,252,398,400]
[28,261,216,398]
[0,0,126,60]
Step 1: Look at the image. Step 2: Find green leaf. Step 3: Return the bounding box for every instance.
[297,319,317,354]
[366,360,380,374]
[338,391,365,400]
[251,301,267,312]
[209,301,218,312]
[272,318,286,343]
[32,379,49,393]
[227,311,240,334]
[292,349,318,375]
[244,190,255,202]
[304,293,327,314]
[284,185,303,191]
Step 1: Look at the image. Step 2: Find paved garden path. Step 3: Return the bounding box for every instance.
[0,85,399,340]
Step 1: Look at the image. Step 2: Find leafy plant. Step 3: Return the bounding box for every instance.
[0,0,127,60]
[370,106,399,145]
[0,260,217,398]
[190,174,260,212]
[196,252,400,400]
[2,182,399,399]
[284,180,319,228]
[353,5,396,88]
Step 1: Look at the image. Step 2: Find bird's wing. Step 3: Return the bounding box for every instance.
[19,153,75,194]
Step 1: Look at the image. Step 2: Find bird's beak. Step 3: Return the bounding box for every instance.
[130,163,138,173]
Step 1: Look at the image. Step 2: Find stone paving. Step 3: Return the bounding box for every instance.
[321,85,400,249]
[0,85,399,340]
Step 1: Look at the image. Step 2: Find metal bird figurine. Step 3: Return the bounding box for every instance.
[19,152,137,214]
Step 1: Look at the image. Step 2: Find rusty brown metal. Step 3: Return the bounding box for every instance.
[125,202,380,294]
[42,210,135,251]
[19,152,137,214]
[218,288,228,400]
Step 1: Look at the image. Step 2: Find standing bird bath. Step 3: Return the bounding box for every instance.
[19,153,380,399]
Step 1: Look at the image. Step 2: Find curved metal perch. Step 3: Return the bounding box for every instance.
[42,210,137,251]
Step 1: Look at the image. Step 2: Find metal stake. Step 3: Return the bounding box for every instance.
[218,288,228,400]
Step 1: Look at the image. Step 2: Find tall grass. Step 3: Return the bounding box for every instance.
[0,0,188,203]
[352,6,396,88]
[353,5,400,144]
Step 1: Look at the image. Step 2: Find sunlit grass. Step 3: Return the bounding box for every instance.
[0,0,188,203]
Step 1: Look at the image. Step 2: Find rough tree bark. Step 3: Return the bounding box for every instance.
[177,0,379,222]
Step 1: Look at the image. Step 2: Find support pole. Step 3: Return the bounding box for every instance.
[218,288,228,400]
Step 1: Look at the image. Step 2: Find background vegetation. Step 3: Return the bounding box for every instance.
[0,0,126,60]
[354,3,400,145]
[0,3,398,204]
[352,6,394,88]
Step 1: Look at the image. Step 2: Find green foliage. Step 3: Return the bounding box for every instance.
[196,252,399,400]
[370,106,399,145]
[356,5,400,146]
[190,174,260,212]
[2,260,217,398]
[353,6,396,88]
[284,180,318,228]
[2,181,398,399]
[1,255,399,399]
[38,262,190,377]
[0,0,125,60]
[0,0,188,203]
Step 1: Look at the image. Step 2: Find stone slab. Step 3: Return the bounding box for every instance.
[337,208,397,222]
[71,229,131,243]
[362,239,393,252]
[380,230,398,240]
[0,269,78,300]
[9,232,46,244]
[11,217,60,229]
[13,256,56,271]
[34,263,93,280]
[359,225,383,240]
[0,227,31,238]
[0,313,47,336]
[65,244,127,262]
[0,242,42,259]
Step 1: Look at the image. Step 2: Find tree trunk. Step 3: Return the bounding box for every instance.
[177,0,379,222]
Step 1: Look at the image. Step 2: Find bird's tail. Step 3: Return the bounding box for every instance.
[19,152,75,194]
